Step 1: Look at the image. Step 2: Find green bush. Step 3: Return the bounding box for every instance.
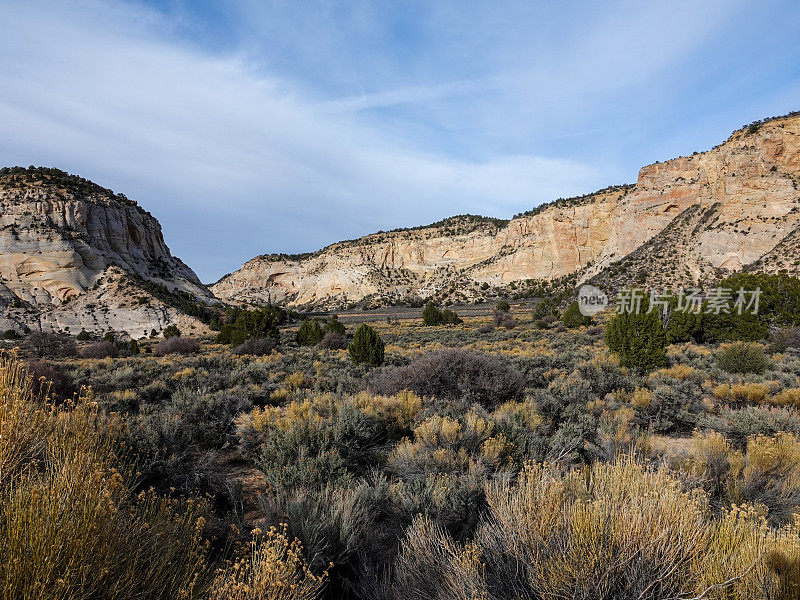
[323,315,346,336]
[422,302,442,326]
[496,300,510,313]
[696,273,800,343]
[215,306,287,345]
[348,324,385,366]
[721,273,800,327]
[716,342,770,374]
[605,310,667,373]
[532,298,559,322]
[699,310,768,343]
[423,302,460,326]
[296,318,324,346]
[162,324,181,339]
[562,301,591,328]
[256,428,349,491]
[440,309,462,325]
[75,329,90,341]
[665,307,702,343]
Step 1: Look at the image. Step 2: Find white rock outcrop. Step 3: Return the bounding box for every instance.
[0,168,213,336]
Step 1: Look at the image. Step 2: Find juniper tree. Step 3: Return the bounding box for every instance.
[605,309,667,374]
[348,323,385,366]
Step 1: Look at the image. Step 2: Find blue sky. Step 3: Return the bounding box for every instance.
[1,0,799,283]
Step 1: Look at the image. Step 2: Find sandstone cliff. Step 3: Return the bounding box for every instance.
[212,112,800,308]
[0,167,214,337]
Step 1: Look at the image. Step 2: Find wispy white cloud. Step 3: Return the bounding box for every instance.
[316,78,500,113]
[0,0,603,280]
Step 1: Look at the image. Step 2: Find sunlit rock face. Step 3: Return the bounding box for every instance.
[0,168,213,336]
[213,114,800,308]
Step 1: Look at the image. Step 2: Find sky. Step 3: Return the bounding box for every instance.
[2,1,800,283]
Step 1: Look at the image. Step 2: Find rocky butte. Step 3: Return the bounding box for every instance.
[0,167,214,337]
[212,112,800,309]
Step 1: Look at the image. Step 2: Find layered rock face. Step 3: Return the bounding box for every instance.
[0,167,213,336]
[213,113,800,308]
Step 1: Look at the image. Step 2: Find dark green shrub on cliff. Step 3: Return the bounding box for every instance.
[162,324,181,339]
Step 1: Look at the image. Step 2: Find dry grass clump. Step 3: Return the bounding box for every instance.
[283,371,313,391]
[392,457,800,600]
[610,386,654,410]
[688,430,800,525]
[414,414,465,449]
[714,382,773,403]
[771,388,800,407]
[2,352,329,600]
[210,525,326,600]
[387,409,516,478]
[243,391,423,439]
[652,363,697,380]
[594,406,647,460]
[687,429,735,498]
[352,390,423,433]
[733,432,800,524]
[0,352,213,600]
[491,400,543,430]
